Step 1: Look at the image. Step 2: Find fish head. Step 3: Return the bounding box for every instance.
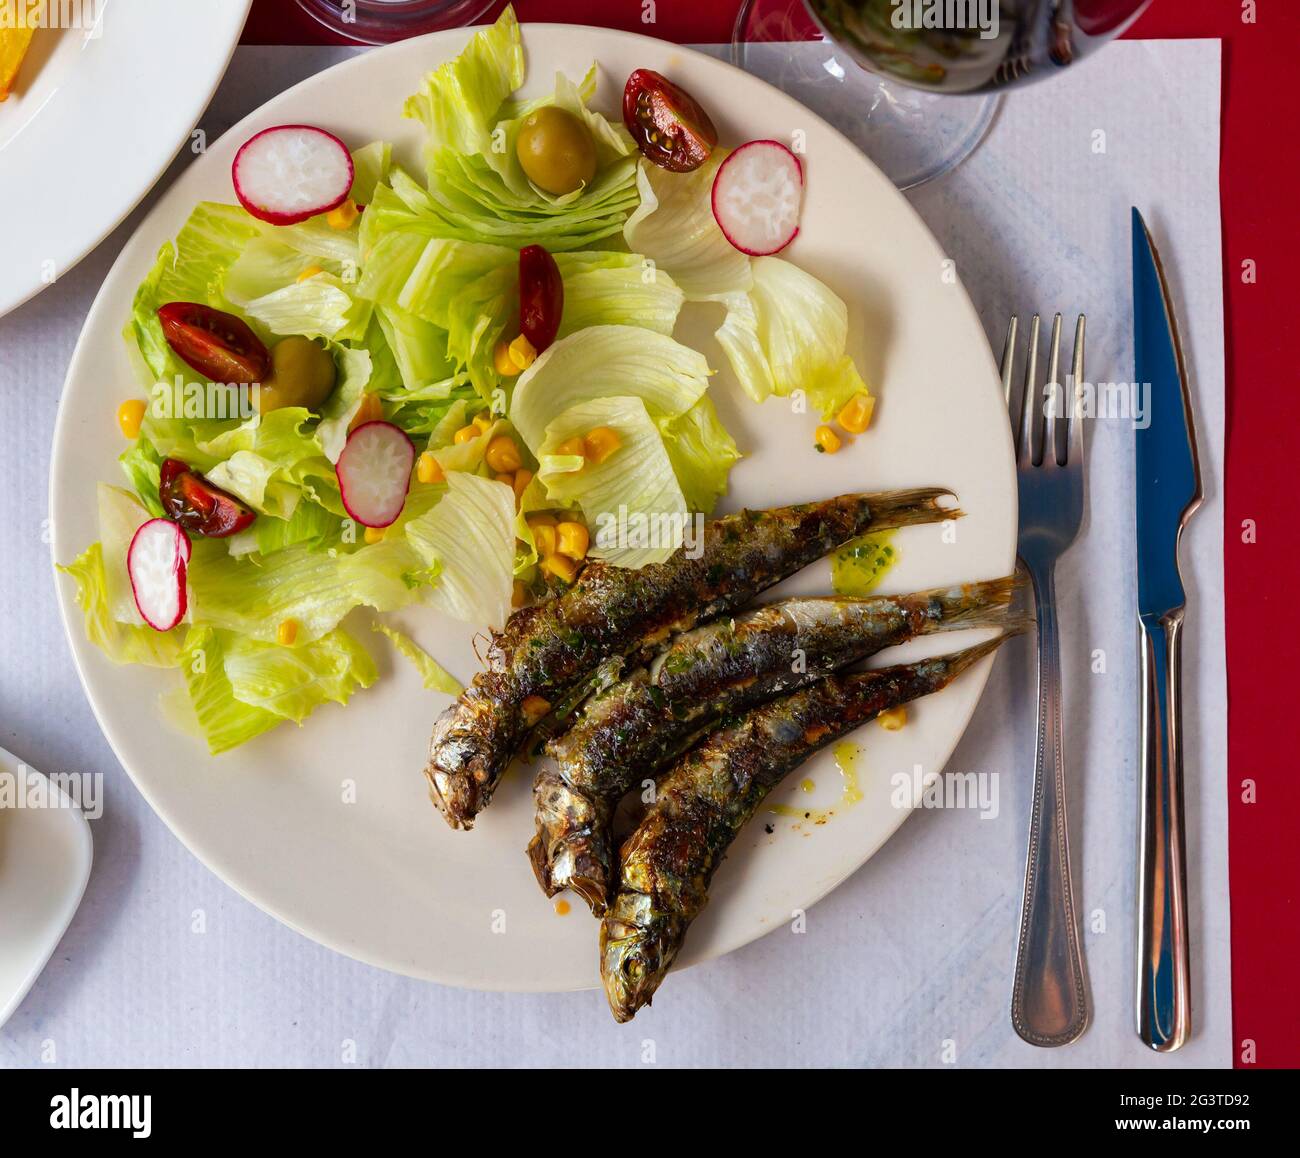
[600,892,677,1022]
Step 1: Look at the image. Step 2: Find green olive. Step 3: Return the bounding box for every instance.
[515,106,598,196]
[256,336,337,414]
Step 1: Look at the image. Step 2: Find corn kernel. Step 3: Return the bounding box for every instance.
[296,263,324,283]
[417,452,445,485]
[508,333,537,372]
[877,705,907,731]
[814,425,842,454]
[532,524,557,557]
[326,198,360,230]
[512,580,529,609]
[541,552,579,583]
[554,435,586,459]
[494,340,520,377]
[526,512,557,527]
[485,435,523,473]
[837,392,875,434]
[556,521,589,560]
[453,424,479,445]
[473,413,494,434]
[521,694,551,723]
[494,472,515,487]
[583,426,621,464]
[117,398,146,439]
[512,469,533,501]
[276,619,299,646]
[364,526,386,544]
[348,393,383,432]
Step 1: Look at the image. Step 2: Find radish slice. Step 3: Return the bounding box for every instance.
[128,519,191,632]
[712,140,804,256]
[337,421,416,528]
[232,124,354,226]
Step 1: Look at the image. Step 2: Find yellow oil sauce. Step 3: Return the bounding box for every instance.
[769,742,863,826]
[830,531,897,596]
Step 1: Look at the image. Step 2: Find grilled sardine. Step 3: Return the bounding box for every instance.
[426,488,961,828]
[600,633,1017,1022]
[531,576,1020,913]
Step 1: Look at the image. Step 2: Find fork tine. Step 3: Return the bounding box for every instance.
[1001,315,1018,408]
[1044,313,1062,465]
[1016,313,1041,465]
[1067,313,1086,465]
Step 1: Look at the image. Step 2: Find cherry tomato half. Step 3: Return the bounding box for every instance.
[159,458,257,538]
[519,245,564,353]
[157,302,271,384]
[622,69,718,173]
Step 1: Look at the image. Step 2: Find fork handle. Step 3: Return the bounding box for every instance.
[1011,559,1090,1046]
[1136,609,1192,1051]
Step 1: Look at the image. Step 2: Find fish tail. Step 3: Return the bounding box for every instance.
[937,626,1028,681]
[917,574,1027,633]
[862,487,963,531]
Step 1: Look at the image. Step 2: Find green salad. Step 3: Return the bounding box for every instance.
[61,5,875,754]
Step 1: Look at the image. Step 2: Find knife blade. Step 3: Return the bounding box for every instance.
[1132,207,1203,1052]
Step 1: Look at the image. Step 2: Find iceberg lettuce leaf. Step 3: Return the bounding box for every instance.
[623,153,752,302]
[715,256,870,418]
[403,472,515,628]
[223,627,378,724]
[538,396,687,568]
[371,622,462,695]
[58,543,184,669]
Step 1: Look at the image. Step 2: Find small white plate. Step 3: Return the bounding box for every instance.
[0,0,251,318]
[0,745,93,1029]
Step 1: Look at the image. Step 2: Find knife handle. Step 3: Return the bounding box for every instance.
[1136,609,1192,1051]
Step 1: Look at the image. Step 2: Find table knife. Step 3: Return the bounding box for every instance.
[1132,207,1204,1053]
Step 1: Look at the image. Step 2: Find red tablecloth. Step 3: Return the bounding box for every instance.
[244,0,1300,1068]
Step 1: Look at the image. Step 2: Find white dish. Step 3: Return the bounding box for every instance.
[51,24,1016,991]
[0,745,93,1028]
[0,0,251,317]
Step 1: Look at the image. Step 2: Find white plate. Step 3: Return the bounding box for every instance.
[0,0,251,317]
[0,745,93,1028]
[51,25,1016,992]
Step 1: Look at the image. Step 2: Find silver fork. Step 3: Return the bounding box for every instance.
[1001,312,1091,1047]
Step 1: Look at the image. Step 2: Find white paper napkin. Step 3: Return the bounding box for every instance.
[0,39,1227,1068]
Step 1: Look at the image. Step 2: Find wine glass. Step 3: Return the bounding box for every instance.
[733,0,1152,190]
[295,0,501,44]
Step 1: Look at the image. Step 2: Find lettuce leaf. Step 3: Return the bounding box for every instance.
[180,628,282,754]
[223,628,377,724]
[510,324,712,450]
[239,272,373,344]
[402,3,526,168]
[349,140,393,206]
[58,543,184,669]
[538,396,688,568]
[196,408,341,519]
[126,202,262,382]
[715,256,871,418]
[186,534,425,645]
[395,7,638,252]
[660,396,741,515]
[623,153,752,302]
[371,622,462,695]
[403,472,515,628]
[554,252,684,339]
